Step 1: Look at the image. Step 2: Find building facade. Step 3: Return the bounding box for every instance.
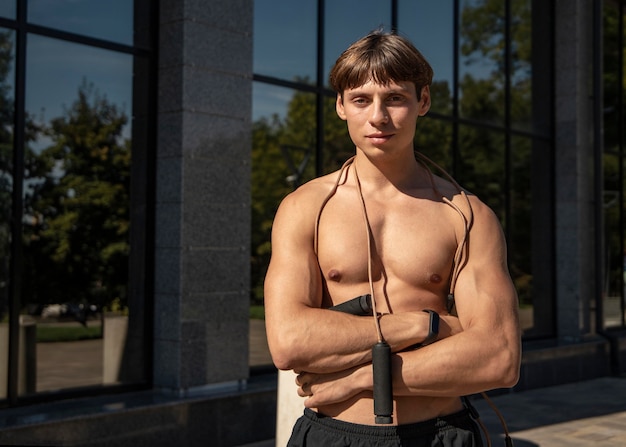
[0,0,624,446]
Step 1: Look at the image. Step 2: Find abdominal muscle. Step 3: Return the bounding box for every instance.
[315,277,464,425]
[315,393,464,425]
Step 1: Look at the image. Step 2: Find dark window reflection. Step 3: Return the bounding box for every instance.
[28,0,133,45]
[602,1,626,328]
[603,152,622,327]
[413,117,453,173]
[253,0,317,83]
[510,135,532,331]
[0,1,15,19]
[457,124,505,219]
[398,0,454,116]
[322,94,352,174]
[324,0,391,86]
[510,0,532,131]
[0,29,14,401]
[21,36,132,394]
[459,0,505,126]
[251,82,317,367]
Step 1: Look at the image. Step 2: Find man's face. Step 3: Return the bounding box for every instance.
[336,79,430,156]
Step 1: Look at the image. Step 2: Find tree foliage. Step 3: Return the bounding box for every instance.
[250,0,538,306]
[22,80,130,309]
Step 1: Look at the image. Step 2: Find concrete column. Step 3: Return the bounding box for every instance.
[154,0,253,392]
[554,0,596,340]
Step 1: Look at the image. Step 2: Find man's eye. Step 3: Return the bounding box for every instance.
[388,95,404,103]
[353,98,367,104]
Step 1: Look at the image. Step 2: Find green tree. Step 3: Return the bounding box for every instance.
[458,0,533,303]
[23,80,130,311]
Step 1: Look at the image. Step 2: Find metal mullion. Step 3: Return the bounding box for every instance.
[619,1,625,326]
[7,0,27,406]
[315,0,325,176]
[504,0,513,255]
[24,23,143,56]
[593,0,605,332]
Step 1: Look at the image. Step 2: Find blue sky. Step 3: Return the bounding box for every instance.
[0,1,135,148]
[252,0,455,121]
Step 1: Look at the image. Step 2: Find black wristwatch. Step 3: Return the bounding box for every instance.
[421,309,440,346]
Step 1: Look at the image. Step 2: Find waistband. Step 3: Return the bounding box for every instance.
[302,408,475,438]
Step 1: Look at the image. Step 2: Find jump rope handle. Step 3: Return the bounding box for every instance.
[330,295,393,424]
[372,341,393,424]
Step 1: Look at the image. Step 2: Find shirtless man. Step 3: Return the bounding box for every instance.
[264,30,521,446]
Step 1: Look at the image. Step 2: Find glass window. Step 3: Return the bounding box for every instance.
[524,136,555,338]
[324,0,391,87]
[0,1,15,19]
[602,0,626,329]
[253,0,317,83]
[457,125,506,218]
[604,152,623,327]
[413,116,453,173]
[0,28,15,401]
[27,0,133,45]
[458,0,505,126]
[510,135,533,333]
[510,0,533,131]
[398,0,454,115]
[322,94,352,174]
[251,82,317,368]
[21,35,133,395]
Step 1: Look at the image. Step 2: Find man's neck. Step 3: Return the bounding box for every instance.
[352,149,429,195]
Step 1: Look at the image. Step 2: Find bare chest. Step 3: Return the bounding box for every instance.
[316,193,459,311]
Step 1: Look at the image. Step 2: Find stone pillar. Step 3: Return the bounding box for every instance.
[154,0,253,392]
[554,0,597,340]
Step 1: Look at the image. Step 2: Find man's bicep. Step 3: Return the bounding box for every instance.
[264,196,323,311]
[452,202,519,331]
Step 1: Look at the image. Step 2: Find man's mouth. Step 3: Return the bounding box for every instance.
[367,133,393,143]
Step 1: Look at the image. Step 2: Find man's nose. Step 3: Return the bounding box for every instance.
[369,101,388,126]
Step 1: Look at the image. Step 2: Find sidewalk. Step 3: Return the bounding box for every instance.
[471,376,626,446]
[244,376,626,447]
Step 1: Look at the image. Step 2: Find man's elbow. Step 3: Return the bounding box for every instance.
[268,334,302,371]
[271,350,296,371]
[494,345,521,388]
[500,362,520,388]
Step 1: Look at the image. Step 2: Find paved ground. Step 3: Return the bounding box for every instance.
[32,319,273,394]
[241,376,626,447]
[246,320,626,446]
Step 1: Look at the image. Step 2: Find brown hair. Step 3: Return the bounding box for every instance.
[329,30,433,99]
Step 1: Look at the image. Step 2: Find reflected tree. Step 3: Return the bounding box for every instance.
[251,0,537,307]
[23,80,130,313]
[0,31,13,321]
[459,0,533,304]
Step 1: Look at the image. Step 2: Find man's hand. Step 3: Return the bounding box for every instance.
[293,312,464,408]
[296,365,370,408]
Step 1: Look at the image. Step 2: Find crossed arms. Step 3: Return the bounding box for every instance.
[264,189,521,408]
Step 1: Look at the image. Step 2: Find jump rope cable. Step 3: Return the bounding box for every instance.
[415,151,513,447]
[352,162,384,342]
[313,154,513,444]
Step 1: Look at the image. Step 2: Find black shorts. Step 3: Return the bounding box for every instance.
[286,408,484,447]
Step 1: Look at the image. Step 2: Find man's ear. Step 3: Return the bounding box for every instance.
[418,86,431,116]
[336,93,347,120]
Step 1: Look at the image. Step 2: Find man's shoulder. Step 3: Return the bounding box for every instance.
[276,171,343,220]
[284,171,342,203]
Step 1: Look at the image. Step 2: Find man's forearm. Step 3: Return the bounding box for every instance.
[269,309,437,373]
